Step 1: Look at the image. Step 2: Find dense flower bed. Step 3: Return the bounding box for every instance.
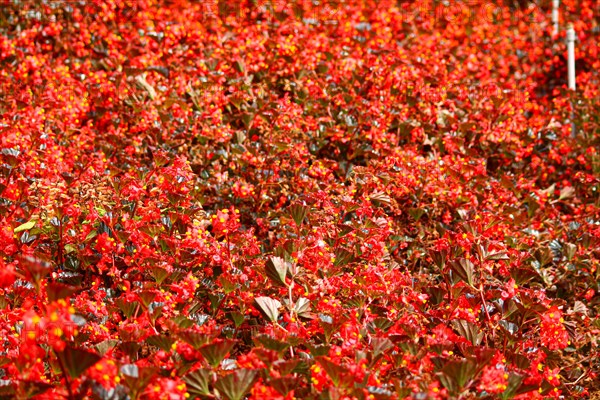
[0,0,599,398]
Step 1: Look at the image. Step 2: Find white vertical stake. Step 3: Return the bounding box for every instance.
[567,23,576,91]
[566,23,576,136]
[552,0,559,36]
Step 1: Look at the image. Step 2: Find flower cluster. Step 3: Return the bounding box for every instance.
[0,0,598,398]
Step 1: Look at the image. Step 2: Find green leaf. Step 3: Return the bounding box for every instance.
[438,359,477,395]
[234,60,245,73]
[372,317,394,332]
[95,339,118,356]
[333,248,354,266]
[524,195,540,217]
[498,320,519,337]
[241,113,254,129]
[510,267,539,285]
[558,186,575,201]
[534,247,554,267]
[430,249,447,269]
[178,331,212,349]
[84,230,98,242]
[254,335,290,353]
[371,338,394,358]
[316,357,353,388]
[564,243,577,261]
[139,290,157,308]
[118,341,141,358]
[307,344,330,357]
[120,364,158,399]
[270,377,298,396]
[55,345,101,379]
[18,255,52,288]
[427,286,447,306]
[116,299,142,319]
[46,283,79,302]
[199,340,236,368]
[265,256,289,286]
[364,218,380,229]
[369,190,392,206]
[449,258,475,287]
[150,267,170,285]
[184,369,212,398]
[499,373,524,399]
[294,297,311,315]
[289,203,309,226]
[486,251,509,261]
[227,311,246,328]
[370,338,394,367]
[14,220,35,233]
[274,359,300,376]
[392,378,413,399]
[254,296,281,323]
[230,95,243,110]
[214,369,257,400]
[18,380,53,398]
[451,320,483,346]
[1,147,20,162]
[408,208,425,221]
[173,314,195,328]
[146,335,175,352]
[337,224,354,237]
[63,244,77,254]
[220,276,237,294]
[319,313,345,343]
[20,230,36,245]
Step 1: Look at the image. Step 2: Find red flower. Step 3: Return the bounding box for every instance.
[87,358,120,389]
[540,307,569,350]
[477,366,508,394]
[0,259,15,288]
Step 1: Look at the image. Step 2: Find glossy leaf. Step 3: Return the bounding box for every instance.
[55,345,101,378]
[438,359,477,394]
[289,203,309,226]
[265,256,289,286]
[254,335,290,353]
[214,369,257,400]
[452,320,483,346]
[13,220,35,233]
[449,258,475,287]
[199,340,236,368]
[316,357,353,388]
[254,296,282,323]
[184,369,212,398]
[46,283,79,302]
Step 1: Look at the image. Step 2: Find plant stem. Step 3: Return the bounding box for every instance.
[54,349,75,400]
